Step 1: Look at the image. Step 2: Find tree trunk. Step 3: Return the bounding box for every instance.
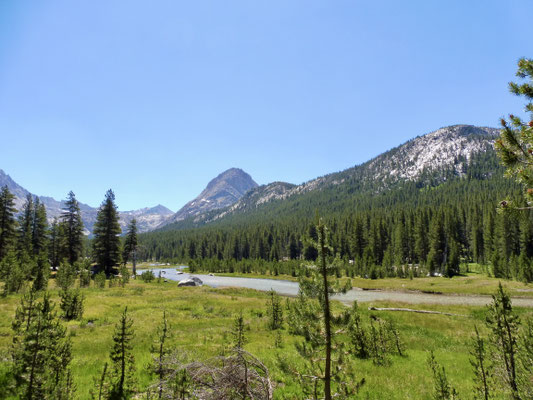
[132,250,137,279]
[319,225,332,400]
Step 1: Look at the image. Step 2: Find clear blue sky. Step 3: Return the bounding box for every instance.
[0,1,531,211]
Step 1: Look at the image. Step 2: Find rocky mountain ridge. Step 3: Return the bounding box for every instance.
[166,125,500,228]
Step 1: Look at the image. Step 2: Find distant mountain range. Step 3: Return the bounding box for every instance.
[0,170,174,234]
[1,124,501,235]
[0,167,258,235]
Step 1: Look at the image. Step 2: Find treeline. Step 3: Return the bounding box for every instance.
[0,187,139,295]
[140,161,533,282]
[0,188,86,294]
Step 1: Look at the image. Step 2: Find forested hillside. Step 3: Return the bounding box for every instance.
[139,127,533,282]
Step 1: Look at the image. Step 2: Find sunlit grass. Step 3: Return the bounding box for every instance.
[0,278,531,398]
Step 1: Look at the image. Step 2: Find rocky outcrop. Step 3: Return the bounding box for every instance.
[178,277,203,287]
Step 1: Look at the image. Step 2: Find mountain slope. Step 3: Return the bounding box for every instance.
[139,124,520,266]
[158,125,500,231]
[160,168,258,226]
[120,205,174,232]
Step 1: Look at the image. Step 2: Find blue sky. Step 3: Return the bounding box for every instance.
[0,1,532,211]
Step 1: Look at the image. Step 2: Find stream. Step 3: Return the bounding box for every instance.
[138,268,533,308]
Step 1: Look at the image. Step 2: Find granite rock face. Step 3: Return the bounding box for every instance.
[160,168,258,226]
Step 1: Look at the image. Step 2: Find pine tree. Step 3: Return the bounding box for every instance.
[483,211,495,264]
[393,220,408,267]
[56,261,76,291]
[11,291,74,399]
[485,283,521,399]
[122,218,138,278]
[93,190,122,275]
[0,185,17,259]
[32,253,50,291]
[287,218,362,399]
[348,302,373,361]
[107,307,136,399]
[61,191,85,265]
[267,289,284,330]
[232,312,247,349]
[48,218,64,270]
[445,239,461,278]
[18,194,34,255]
[470,214,485,264]
[0,250,26,294]
[427,351,460,400]
[519,211,533,259]
[59,288,84,320]
[495,58,533,210]
[428,212,446,276]
[150,310,171,399]
[31,198,48,257]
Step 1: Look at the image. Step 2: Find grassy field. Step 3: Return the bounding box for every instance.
[0,278,531,399]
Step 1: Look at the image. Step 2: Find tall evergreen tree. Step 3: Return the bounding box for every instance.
[18,194,34,255]
[470,213,485,264]
[428,212,446,275]
[486,283,521,399]
[122,218,138,278]
[11,290,74,399]
[60,191,85,265]
[495,58,533,210]
[0,251,26,294]
[483,211,496,264]
[48,218,64,270]
[31,198,48,257]
[0,185,17,259]
[93,190,122,275]
[288,218,362,399]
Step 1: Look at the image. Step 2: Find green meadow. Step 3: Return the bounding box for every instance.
[1,277,531,399]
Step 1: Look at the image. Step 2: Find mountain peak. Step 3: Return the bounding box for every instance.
[366,124,499,182]
[204,168,256,194]
[146,204,174,215]
[161,168,258,225]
